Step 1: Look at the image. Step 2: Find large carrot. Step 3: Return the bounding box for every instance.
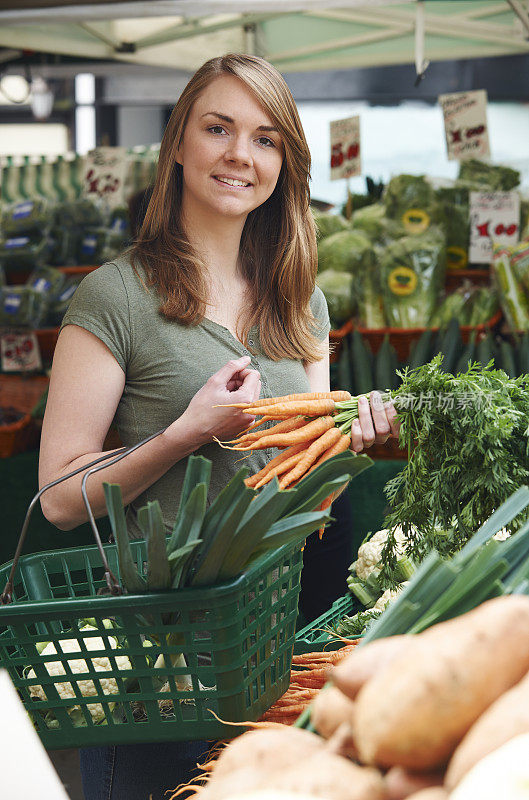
[254,449,308,489]
[218,390,351,409]
[279,427,342,489]
[244,442,307,487]
[227,416,336,451]
[308,432,352,474]
[227,416,307,446]
[240,398,336,418]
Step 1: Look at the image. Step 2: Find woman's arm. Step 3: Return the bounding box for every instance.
[39,325,260,530]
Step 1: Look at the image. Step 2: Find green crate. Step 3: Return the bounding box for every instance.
[294,594,360,654]
[0,539,302,750]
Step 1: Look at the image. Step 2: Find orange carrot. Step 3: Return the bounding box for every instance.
[254,448,308,489]
[230,416,336,451]
[307,432,352,474]
[244,442,307,487]
[240,398,337,418]
[279,427,342,489]
[218,390,351,409]
[228,416,306,446]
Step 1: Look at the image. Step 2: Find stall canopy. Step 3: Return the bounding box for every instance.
[0,1,528,73]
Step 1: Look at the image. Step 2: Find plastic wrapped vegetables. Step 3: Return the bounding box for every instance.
[432,183,474,270]
[492,245,529,331]
[378,229,446,328]
[383,174,435,235]
[316,270,354,329]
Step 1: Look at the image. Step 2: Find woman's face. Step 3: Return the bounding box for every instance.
[176,74,285,223]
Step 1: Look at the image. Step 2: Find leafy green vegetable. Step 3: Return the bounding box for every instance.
[377,228,446,328]
[317,229,374,275]
[383,174,435,227]
[316,269,354,328]
[311,209,349,241]
[457,158,520,191]
[350,203,405,244]
[380,355,529,579]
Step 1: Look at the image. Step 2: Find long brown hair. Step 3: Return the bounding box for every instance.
[131,53,322,362]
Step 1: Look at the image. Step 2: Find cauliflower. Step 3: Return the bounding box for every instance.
[372,582,409,613]
[26,625,132,723]
[352,527,409,581]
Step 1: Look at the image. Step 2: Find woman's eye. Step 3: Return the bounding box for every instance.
[257,136,275,148]
[208,125,227,135]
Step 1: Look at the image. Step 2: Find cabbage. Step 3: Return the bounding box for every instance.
[311,209,349,241]
[317,230,374,275]
[316,269,354,328]
[457,158,520,191]
[351,203,405,243]
[383,174,435,231]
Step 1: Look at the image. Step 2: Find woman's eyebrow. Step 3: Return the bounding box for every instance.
[201,111,279,133]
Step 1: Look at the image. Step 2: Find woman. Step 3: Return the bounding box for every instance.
[39,54,398,800]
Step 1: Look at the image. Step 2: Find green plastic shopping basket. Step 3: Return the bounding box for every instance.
[0,435,303,750]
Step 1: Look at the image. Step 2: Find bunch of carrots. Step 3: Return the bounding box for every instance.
[259,643,359,726]
[215,389,373,537]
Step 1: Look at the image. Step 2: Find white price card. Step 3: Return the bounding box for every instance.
[438,90,490,162]
[469,191,520,264]
[83,146,128,208]
[0,331,42,372]
[330,116,361,181]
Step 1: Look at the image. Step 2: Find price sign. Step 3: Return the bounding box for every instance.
[1,331,42,372]
[83,147,128,208]
[438,90,490,161]
[329,116,361,181]
[469,191,520,264]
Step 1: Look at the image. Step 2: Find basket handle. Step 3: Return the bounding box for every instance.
[1,428,166,605]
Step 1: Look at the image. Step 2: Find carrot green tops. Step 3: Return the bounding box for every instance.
[61,255,330,539]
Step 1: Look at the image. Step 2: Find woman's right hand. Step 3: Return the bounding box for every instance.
[180,355,261,445]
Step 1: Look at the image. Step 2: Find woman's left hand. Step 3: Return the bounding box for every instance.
[350,391,400,453]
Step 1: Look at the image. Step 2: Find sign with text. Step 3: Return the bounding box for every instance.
[83,147,128,208]
[438,90,490,161]
[330,116,361,181]
[0,331,42,372]
[469,191,520,263]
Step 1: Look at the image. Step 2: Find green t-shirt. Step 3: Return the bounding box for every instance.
[62,254,330,539]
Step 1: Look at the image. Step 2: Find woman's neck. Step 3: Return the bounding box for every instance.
[181,206,246,281]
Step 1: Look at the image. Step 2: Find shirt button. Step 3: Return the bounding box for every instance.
[248,338,254,346]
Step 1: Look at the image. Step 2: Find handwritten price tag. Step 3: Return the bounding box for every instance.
[83,147,128,208]
[469,191,520,264]
[329,116,361,181]
[1,331,42,373]
[438,90,490,162]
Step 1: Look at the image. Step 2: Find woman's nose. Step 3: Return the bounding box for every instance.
[225,135,252,165]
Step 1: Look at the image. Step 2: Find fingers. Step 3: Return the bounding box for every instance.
[350,391,393,453]
[369,391,391,444]
[212,356,252,385]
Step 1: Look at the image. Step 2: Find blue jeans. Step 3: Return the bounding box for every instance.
[80,740,209,800]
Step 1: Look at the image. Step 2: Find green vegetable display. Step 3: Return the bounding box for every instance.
[316,269,354,328]
[350,203,405,244]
